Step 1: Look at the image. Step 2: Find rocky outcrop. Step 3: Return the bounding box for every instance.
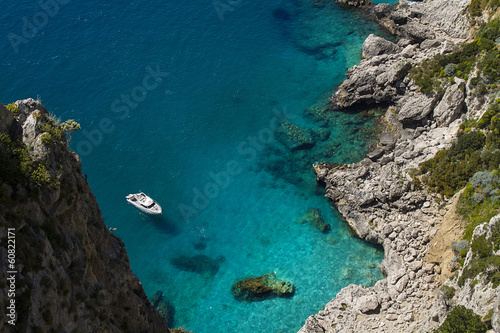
[333,0,470,110]
[0,99,170,332]
[433,81,466,126]
[301,101,464,332]
[397,92,439,124]
[231,273,294,302]
[362,34,400,59]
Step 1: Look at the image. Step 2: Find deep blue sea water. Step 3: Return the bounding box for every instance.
[1,1,396,332]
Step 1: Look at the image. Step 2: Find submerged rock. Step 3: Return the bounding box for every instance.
[297,208,331,233]
[157,300,175,328]
[231,273,294,302]
[150,290,163,308]
[272,8,290,21]
[170,254,221,276]
[277,122,315,151]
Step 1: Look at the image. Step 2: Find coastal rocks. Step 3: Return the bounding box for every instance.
[170,254,223,277]
[299,0,484,331]
[277,122,315,151]
[231,273,294,302]
[362,34,400,59]
[297,208,331,233]
[397,92,439,124]
[401,22,435,44]
[302,106,462,332]
[333,51,413,108]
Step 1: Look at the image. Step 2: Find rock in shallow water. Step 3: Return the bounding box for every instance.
[297,208,331,233]
[277,122,315,151]
[231,273,294,302]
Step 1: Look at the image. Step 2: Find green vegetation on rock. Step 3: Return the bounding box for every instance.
[420,130,486,197]
[410,19,500,94]
[434,305,488,333]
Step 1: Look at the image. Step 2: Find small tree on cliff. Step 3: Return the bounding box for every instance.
[61,119,81,146]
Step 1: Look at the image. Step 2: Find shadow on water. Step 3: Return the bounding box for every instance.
[135,212,180,235]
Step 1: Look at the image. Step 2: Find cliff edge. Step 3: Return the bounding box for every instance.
[0,99,170,332]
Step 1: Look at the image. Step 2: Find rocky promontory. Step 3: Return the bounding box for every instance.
[300,0,500,332]
[0,99,181,332]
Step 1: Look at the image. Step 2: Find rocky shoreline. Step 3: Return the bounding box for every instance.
[300,0,499,332]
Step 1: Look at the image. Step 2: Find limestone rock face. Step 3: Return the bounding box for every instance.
[433,82,466,126]
[362,34,400,59]
[0,99,169,332]
[419,0,472,39]
[493,292,500,333]
[231,273,294,302]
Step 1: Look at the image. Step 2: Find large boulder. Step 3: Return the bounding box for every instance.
[433,82,465,126]
[362,34,400,59]
[402,22,435,44]
[374,3,391,19]
[231,273,294,302]
[397,93,438,124]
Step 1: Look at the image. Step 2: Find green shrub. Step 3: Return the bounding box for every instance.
[441,285,456,301]
[471,234,493,258]
[459,254,500,287]
[469,0,483,16]
[421,131,486,197]
[6,103,19,116]
[434,305,488,333]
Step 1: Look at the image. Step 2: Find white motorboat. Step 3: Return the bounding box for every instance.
[126,192,162,215]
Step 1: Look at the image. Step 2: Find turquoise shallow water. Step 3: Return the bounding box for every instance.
[0,1,396,332]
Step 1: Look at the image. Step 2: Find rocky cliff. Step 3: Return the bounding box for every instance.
[300,0,500,332]
[0,99,171,332]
